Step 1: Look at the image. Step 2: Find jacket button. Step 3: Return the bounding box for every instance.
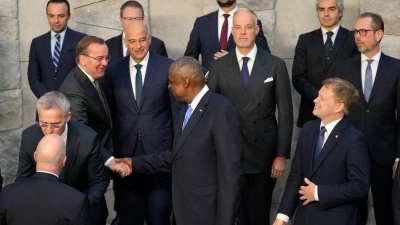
[366,109,369,112]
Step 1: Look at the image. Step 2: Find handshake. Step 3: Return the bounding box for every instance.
[107,158,133,178]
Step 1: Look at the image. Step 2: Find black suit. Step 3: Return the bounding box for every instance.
[337,53,400,225]
[184,10,270,71]
[28,27,86,98]
[0,172,91,225]
[58,66,114,163]
[0,168,2,194]
[278,118,370,225]
[208,49,293,224]
[292,26,358,127]
[130,90,244,225]
[106,33,168,64]
[16,121,108,225]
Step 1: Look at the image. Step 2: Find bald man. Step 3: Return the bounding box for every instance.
[104,20,181,225]
[0,134,91,225]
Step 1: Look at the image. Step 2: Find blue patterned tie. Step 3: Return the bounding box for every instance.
[53,34,61,72]
[182,105,193,131]
[313,126,326,168]
[364,59,373,101]
[241,57,250,88]
[135,64,143,106]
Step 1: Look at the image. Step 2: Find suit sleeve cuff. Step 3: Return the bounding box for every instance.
[276,213,289,223]
[314,185,319,201]
[104,156,114,166]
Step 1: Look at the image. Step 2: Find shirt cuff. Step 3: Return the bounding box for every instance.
[314,185,319,201]
[104,156,114,166]
[276,213,289,223]
[396,158,399,162]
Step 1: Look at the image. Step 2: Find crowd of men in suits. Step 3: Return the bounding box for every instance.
[1,0,400,224]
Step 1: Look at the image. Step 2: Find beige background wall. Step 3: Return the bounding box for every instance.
[1,0,400,224]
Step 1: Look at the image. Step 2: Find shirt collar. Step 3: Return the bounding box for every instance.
[77,65,96,84]
[36,171,59,179]
[321,24,340,36]
[218,5,238,18]
[320,116,343,135]
[51,26,68,37]
[129,50,150,67]
[60,123,68,143]
[189,85,209,112]
[236,44,257,62]
[361,50,381,62]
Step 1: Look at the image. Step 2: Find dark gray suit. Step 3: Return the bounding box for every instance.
[208,48,293,224]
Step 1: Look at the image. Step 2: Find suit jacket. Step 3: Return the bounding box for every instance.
[278,118,370,225]
[16,121,108,224]
[58,66,114,163]
[28,27,86,98]
[0,172,91,225]
[292,26,359,127]
[0,168,2,194]
[337,53,400,164]
[184,10,271,71]
[104,53,181,158]
[106,33,168,64]
[131,90,244,225]
[208,49,293,173]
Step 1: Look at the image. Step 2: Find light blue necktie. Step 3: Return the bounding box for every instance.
[135,64,143,106]
[182,105,193,131]
[52,34,61,72]
[364,59,373,101]
[313,126,326,168]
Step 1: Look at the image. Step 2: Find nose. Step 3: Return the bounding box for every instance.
[324,9,329,16]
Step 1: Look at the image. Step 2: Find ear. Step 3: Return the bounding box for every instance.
[34,151,37,162]
[148,35,152,46]
[255,25,260,35]
[183,77,190,88]
[335,102,345,114]
[61,156,67,167]
[65,112,72,123]
[79,55,86,67]
[375,29,384,42]
[123,38,128,49]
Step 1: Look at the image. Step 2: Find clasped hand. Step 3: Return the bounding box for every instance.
[107,158,133,178]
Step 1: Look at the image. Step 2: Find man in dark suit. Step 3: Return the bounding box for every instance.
[207,9,293,225]
[116,56,245,225]
[104,20,181,225]
[273,78,370,225]
[292,0,358,128]
[58,36,129,177]
[16,91,108,225]
[0,168,2,194]
[106,0,168,65]
[28,0,86,98]
[1,134,91,225]
[184,0,270,72]
[337,12,400,225]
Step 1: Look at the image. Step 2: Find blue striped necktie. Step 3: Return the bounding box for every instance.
[364,59,373,101]
[53,34,61,72]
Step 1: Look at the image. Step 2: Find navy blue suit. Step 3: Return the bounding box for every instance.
[104,53,181,225]
[184,10,270,71]
[337,53,400,225]
[278,118,370,225]
[28,27,86,98]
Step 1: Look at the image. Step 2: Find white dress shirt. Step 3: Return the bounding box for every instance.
[188,85,210,116]
[129,51,150,100]
[235,44,257,76]
[321,25,340,45]
[217,6,238,42]
[51,27,67,59]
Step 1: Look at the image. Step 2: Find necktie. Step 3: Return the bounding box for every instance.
[182,105,193,131]
[325,31,334,61]
[364,59,373,101]
[126,49,130,56]
[220,14,230,50]
[53,34,61,72]
[241,57,250,88]
[94,80,108,116]
[135,64,143,106]
[313,126,327,167]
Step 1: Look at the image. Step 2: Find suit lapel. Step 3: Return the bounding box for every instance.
[209,11,221,51]
[43,31,53,71]
[312,29,327,68]
[57,27,74,73]
[224,51,246,106]
[60,123,79,183]
[139,53,157,110]
[306,123,320,177]
[311,118,347,177]
[172,91,211,160]
[349,56,368,105]
[121,57,139,111]
[368,53,390,103]
[117,33,124,58]
[326,27,347,68]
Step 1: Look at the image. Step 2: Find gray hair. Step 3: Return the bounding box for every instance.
[233,8,258,27]
[316,0,344,20]
[37,91,70,117]
[170,56,204,81]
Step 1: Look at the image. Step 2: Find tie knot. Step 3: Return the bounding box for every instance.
[326,31,333,38]
[367,59,373,65]
[320,126,327,135]
[135,64,142,70]
[223,14,230,19]
[242,57,249,64]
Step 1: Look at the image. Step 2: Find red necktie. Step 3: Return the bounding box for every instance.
[220,14,230,50]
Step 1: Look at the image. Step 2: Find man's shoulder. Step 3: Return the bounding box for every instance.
[195,10,217,23]
[150,52,173,64]
[32,31,51,42]
[106,34,122,45]
[66,28,86,39]
[22,123,42,138]
[68,121,97,137]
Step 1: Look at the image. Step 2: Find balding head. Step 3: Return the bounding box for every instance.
[35,134,66,175]
[123,20,152,63]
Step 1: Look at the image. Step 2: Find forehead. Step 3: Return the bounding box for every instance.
[318,0,338,8]
[122,6,142,17]
[125,25,148,39]
[354,17,372,29]
[87,43,108,54]
[47,2,68,14]
[320,85,335,97]
[38,107,64,119]
[233,11,255,26]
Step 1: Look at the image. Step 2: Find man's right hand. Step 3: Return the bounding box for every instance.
[108,158,132,177]
[272,219,286,225]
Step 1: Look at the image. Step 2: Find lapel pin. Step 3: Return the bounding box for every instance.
[199,109,203,112]
[335,135,339,138]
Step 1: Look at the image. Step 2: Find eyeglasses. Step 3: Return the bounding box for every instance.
[352,29,379,37]
[37,122,63,129]
[121,17,143,22]
[82,54,111,62]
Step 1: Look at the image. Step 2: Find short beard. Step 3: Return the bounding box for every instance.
[217,0,236,8]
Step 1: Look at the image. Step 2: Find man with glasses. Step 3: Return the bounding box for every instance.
[106,0,168,65]
[16,91,108,225]
[292,0,358,128]
[337,12,400,225]
[28,0,86,99]
[104,20,181,225]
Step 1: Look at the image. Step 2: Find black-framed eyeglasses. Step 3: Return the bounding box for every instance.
[121,17,143,22]
[37,122,63,129]
[352,29,379,37]
[82,54,111,62]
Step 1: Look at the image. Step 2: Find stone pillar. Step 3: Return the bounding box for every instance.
[0,0,23,186]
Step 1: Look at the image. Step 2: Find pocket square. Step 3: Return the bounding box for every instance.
[264,77,274,83]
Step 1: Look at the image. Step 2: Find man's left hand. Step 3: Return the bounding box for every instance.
[299,178,316,205]
[271,157,285,179]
